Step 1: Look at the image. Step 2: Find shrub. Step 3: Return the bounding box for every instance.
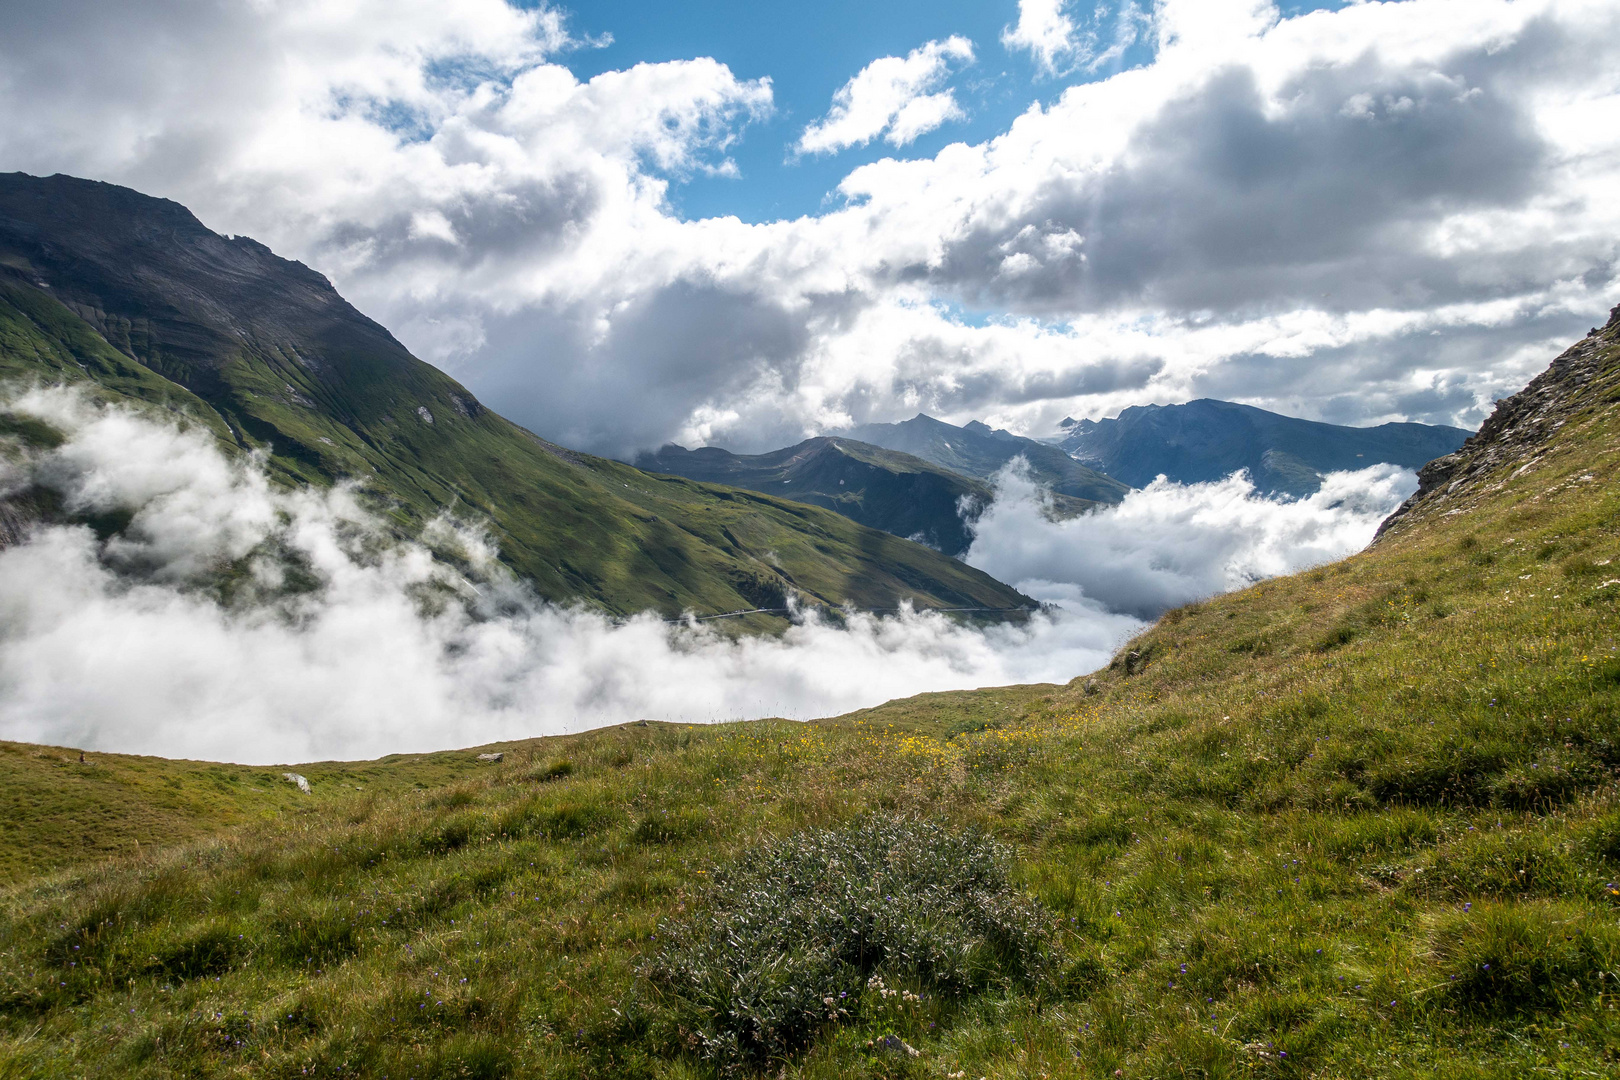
[641,816,1058,1071]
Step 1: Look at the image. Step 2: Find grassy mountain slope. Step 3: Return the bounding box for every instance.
[0,173,1029,622]
[1058,398,1473,496]
[2,324,1618,1078]
[637,437,1000,555]
[845,413,1131,503]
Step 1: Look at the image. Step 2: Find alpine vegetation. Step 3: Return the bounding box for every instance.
[642,816,1057,1071]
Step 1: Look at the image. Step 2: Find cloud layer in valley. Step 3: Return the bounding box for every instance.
[0,1,1614,455]
[964,459,1417,619]
[0,391,1137,763]
[1,393,1410,763]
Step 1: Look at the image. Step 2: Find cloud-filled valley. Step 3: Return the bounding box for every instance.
[1,389,1409,763]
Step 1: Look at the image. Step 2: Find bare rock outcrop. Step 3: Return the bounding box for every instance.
[1375,304,1620,541]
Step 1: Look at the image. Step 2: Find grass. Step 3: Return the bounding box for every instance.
[2,330,1620,1075]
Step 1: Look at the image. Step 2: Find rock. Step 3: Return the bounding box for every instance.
[1083,678,1100,695]
[872,1034,920,1058]
[476,752,504,763]
[283,772,310,793]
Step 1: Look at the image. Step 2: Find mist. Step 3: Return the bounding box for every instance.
[964,460,1418,619]
[0,391,1413,764]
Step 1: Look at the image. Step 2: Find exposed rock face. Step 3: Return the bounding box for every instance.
[0,500,29,548]
[1376,305,1620,540]
[0,172,410,402]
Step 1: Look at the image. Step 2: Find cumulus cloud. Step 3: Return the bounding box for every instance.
[796,38,975,155]
[964,459,1417,619]
[0,389,1141,763]
[1002,0,1149,76]
[0,1,1616,455]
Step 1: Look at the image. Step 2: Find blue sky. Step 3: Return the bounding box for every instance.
[558,0,1346,222]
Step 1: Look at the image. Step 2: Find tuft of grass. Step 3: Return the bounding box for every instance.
[1427,902,1620,1015]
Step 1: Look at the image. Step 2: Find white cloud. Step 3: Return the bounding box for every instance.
[1003,0,1082,73]
[1,390,1420,761]
[796,38,975,155]
[964,459,1416,619]
[1002,0,1150,76]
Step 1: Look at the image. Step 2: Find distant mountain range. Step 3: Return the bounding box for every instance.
[645,403,1472,555]
[1055,399,1473,496]
[842,414,1131,504]
[636,437,995,556]
[0,172,1031,623]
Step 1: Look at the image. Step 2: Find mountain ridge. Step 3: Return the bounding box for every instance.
[0,172,1031,623]
[635,436,994,555]
[840,412,1130,503]
[1056,397,1472,496]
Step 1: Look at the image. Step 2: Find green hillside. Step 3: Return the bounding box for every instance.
[2,315,1618,1077]
[638,437,1001,555]
[639,436,1106,556]
[0,172,1030,625]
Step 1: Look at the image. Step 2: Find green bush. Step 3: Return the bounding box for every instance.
[641,816,1058,1071]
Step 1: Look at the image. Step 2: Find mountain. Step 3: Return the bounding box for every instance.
[4,311,1618,1077]
[635,436,993,555]
[842,413,1131,502]
[0,172,1030,623]
[1056,398,1473,496]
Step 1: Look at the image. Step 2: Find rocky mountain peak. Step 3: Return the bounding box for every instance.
[1375,304,1620,540]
